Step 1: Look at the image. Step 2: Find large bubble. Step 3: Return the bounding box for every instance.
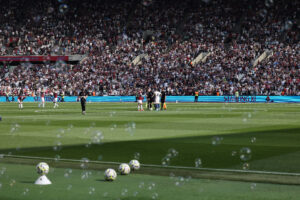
[240,147,252,161]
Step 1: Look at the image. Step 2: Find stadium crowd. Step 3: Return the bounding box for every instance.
[0,0,299,96]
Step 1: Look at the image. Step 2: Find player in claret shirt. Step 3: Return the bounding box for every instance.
[53,90,59,108]
[137,90,144,111]
[18,91,26,109]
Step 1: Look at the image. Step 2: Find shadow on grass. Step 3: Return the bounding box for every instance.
[1,127,300,173]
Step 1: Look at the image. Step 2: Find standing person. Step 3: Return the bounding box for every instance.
[147,88,153,111]
[53,90,59,108]
[161,89,166,110]
[137,90,144,111]
[5,91,10,102]
[153,90,161,111]
[39,88,46,108]
[235,90,239,103]
[194,90,199,102]
[79,90,88,115]
[18,92,25,109]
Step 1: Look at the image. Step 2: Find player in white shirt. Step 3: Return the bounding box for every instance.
[153,90,161,111]
[38,88,46,108]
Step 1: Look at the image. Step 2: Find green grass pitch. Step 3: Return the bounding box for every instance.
[0,102,300,199]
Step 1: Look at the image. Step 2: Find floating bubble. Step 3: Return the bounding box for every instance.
[59,4,68,13]
[47,7,54,13]
[133,191,139,196]
[121,188,128,196]
[22,188,29,195]
[81,171,90,180]
[67,184,72,190]
[152,192,159,199]
[88,187,95,195]
[80,157,89,169]
[134,152,140,160]
[109,111,116,117]
[195,158,202,168]
[0,167,7,176]
[110,123,117,131]
[259,9,268,18]
[231,151,237,156]
[240,147,252,161]
[97,155,103,161]
[125,122,136,136]
[54,154,61,162]
[250,137,256,143]
[103,192,108,197]
[138,182,145,188]
[243,163,250,170]
[211,136,223,146]
[168,148,179,157]
[9,179,16,187]
[91,131,104,144]
[250,183,257,190]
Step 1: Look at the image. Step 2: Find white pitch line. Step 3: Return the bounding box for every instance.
[3,154,300,177]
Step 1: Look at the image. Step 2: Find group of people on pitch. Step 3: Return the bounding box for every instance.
[136,88,166,111]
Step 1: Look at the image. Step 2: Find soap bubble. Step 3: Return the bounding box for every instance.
[250,183,257,190]
[250,137,256,143]
[110,123,117,131]
[121,188,128,196]
[152,192,159,199]
[240,147,252,161]
[211,136,223,146]
[242,163,250,170]
[125,122,136,136]
[22,188,29,195]
[54,154,61,162]
[134,152,140,160]
[91,131,104,144]
[9,179,16,187]
[168,148,179,157]
[88,187,95,195]
[265,0,274,7]
[195,158,202,168]
[138,182,145,188]
[67,184,72,190]
[80,157,89,169]
[231,151,237,156]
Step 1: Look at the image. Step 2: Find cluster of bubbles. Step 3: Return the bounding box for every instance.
[194,158,202,168]
[265,0,274,7]
[133,152,140,160]
[64,169,73,178]
[0,167,7,177]
[109,111,116,117]
[124,122,136,136]
[110,123,117,131]
[9,179,16,187]
[161,148,179,166]
[250,183,257,190]
[10,123,20,135]
[121,188,128,196]
[250,137,257,143]
[240,147,252,170]
[90,131,104,144]
[211,136,223,146]
[22,188,29,196]
[54,154,61,162]
[88,187,95,195]
[81,171,92,181]
[80,158,90,169]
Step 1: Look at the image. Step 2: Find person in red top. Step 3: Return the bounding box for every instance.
[137,91,144,111]
[53,90,59,108]
[18,92,25,109]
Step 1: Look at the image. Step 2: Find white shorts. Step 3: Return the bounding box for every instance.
[18,99,22,104]
[41,97,45,102]
[53,98,58,103]
[137,100,142,104]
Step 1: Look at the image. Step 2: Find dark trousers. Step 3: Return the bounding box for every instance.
[81,101,86,112]
[6,96,10,102]
[161,101,165,110]
[148,101,153,109]
[194,96,198,102]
